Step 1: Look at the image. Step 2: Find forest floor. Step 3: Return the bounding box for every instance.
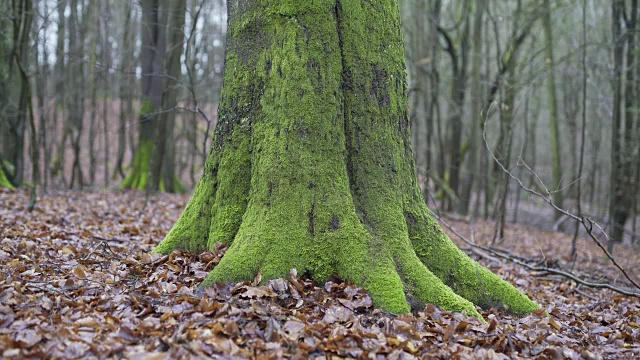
[0,188,639,359]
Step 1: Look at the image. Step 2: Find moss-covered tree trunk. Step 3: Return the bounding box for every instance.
[122,0,186,193]
[154,0,537,318]
[149,0,187,193]
[0,157,13,189]
[121,0,167,191]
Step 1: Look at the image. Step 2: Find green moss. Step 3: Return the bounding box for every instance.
[153,144,220,253]
[121,98,188,193]
[0,165,14,189]
[206,127,251,248]
[140,99,154,118]
[405,205,539,314]
[119,139,153,191]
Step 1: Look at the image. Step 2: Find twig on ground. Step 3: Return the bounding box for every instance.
[83,239,126,261]
[91,235,125,243]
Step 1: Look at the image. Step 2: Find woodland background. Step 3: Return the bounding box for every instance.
[1,0,639,253]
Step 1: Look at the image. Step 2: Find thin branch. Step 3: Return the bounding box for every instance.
[183,0,212,167]
[433,212,640,298]
[481,105,640,293]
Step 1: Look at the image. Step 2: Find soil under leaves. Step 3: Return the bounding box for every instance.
[1,189,639,359]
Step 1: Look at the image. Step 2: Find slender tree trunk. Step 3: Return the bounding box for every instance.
[68,0,85,189]
[410,0,427,191]
[150,0,187,192]
[445,1,470,211]
[429,0,443,203]
[458,0,484,215]
[542,0,564,217]
[610,0,638,246]
[101,1,111,187]
[120,0,168,191]
[50,0,66,185]
[187,5,199,186]
[114,2,133,180]
[87,0,98,185]
[572,0,589,255]
[36,1,49,192]
[609,0,626,250]
[11,0,38,207]
[494,61,517,243]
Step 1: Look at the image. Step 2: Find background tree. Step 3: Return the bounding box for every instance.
[542,0,564,217]
[149,0,187,193]
[1,0,34,188]
[120,0,169,191]
[609,0,638,249]
[0,0,637,264]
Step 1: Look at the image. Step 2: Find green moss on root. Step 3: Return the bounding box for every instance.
[0,166,14,189]
[119,139,153,191]
[405,205,539,314]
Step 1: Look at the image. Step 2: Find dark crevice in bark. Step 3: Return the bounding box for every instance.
[330,215,341,231]
[308,202,315,237]
[370,65,390,107]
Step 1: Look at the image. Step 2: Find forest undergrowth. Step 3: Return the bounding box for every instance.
[0,189,638,359]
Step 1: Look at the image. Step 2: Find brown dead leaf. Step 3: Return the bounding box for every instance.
[549,317,562,331]
[443,323,454,342]
[73,265,87,279]
[15,329,42,348]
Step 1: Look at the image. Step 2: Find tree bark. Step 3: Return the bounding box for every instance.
[153,0,537,318]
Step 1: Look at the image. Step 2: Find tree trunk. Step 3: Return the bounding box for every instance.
[542,0,563,217]
[458,0,485,215]
[121,0,168,190]
[153,0,537,318]
[445,1,470,211]
[0,0,14,188]
[1,0,32,187]
[114,2,133,180]
[88,0,99,185]
[68,0,84,189]
[428,1,442,203]
[150,0,186,193]
[50,0,66,185]
[610,0,637,247]
[408,0,427,192]
[101,0,111,188]
[36,1,49,192]
[609,0,625,249]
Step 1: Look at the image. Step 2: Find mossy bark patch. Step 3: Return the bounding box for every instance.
[153,0,538,320]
